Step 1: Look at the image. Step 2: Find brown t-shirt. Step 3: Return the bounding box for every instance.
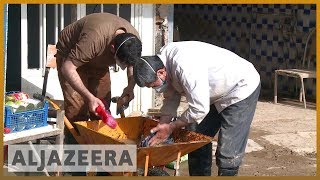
[56,13,140,69]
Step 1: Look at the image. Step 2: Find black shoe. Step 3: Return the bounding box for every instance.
[218,167,239,176]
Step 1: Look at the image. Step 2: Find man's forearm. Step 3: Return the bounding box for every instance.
[61,60,94,101]
[126,66,135,90]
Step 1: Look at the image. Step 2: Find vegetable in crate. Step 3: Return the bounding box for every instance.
[5,100,32,113]
[5,101,23,113]
[24,98,44,109]
[5,101,18,108]
[5,92,29,102]
[11,92,29,101]
[5,94,43,113]
[16,100,35,111]
[5,95,15,102]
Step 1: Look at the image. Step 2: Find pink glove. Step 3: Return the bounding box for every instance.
[95,105,117,129]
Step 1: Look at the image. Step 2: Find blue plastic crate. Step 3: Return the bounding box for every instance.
[4,92,48,133]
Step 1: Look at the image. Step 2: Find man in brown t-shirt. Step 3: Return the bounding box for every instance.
[56,13,142,144]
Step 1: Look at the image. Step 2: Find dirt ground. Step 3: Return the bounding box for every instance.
[163,98,317,176]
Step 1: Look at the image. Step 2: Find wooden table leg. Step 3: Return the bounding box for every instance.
[55,110,65,176]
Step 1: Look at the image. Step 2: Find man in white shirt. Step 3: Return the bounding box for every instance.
[133,41,261,176]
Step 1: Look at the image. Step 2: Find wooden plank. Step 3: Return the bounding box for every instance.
[46,44,57,68]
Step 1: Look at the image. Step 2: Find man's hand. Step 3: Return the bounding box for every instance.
[87,96,105,116]
[148,119,189,146]
[121,86,134,102]
[148,123,175,146]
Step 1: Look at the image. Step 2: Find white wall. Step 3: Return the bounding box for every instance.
[131,4,155,115]
[110,4,156,117]
[20,4,63,100]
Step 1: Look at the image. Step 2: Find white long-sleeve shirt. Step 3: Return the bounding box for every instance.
[157,41,260,124]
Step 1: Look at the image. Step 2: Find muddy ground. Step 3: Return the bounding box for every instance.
[163,98,317,176]
[168,128,316,176]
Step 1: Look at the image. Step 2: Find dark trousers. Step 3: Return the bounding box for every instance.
[188,84,261,176]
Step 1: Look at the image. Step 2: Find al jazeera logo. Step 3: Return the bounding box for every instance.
[7,145,136,172]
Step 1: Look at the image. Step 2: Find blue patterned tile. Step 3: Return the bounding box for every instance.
[174,4,316,99]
